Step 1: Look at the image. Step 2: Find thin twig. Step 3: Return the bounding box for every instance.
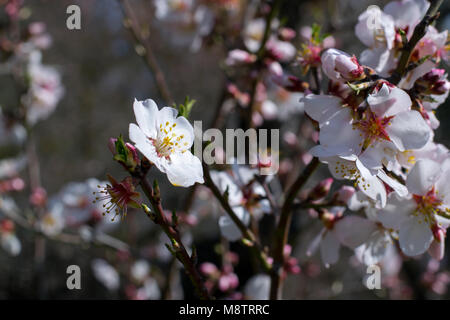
[202,162,272,272]
[246,0,283,128]
[269,157,320,299]
[388,0,444,85]
[138,175,211,300]
[119,0,174,104]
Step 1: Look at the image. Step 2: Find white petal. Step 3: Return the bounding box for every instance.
[359,140,397,171]
[378,193,416,229]
[156,107,178,128]
[399,216,433,256]
[307,229,325,257]
[435,169,450,207]
[218,207,250,242]
[428,238,445,261]
[355,230,392,265]
[377,170,408,197]
[302,94,343,124]
[133,98,158,139]
[164,151,204,187]
[334,216,377,249]
[367,85,411,118]
[356,161,387,208]
[129,123,167,172]
[406,159,440,196]
[317,108,363,157]
[360,48,395,77]
[320,230,340,267]
[386,110,431,151]
[384,0,429,30]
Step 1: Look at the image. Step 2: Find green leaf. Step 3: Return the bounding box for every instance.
[177,96,196,118]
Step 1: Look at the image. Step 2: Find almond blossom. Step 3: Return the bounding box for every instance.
[303,81,431,170]
[129,99,204,187]
[378,159,450,257]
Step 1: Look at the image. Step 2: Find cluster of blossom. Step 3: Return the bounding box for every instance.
[301,0,450,267]
[0,8,62,257]
[152,0,243,51]
[223,11,309,126]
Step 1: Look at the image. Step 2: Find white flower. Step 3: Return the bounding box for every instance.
[303,83,431,170]
[347,192,395,265]
[136,278,161,300]
[355,6,395,50]
[154,0,193,21]
[218,206,250,242]
[359,47,396,77]
[212,165,270,241]
[56,178,120,233]
[91,259,120,291]
[307,211,376,267]
[129,99,204,187]
[399,27,448,89]
[244,274,271,300]
[39,202,65,237]
[383,0,429,36]
[319,155,409,208]
[398,140,450,170]
[1,233,21,256]
[131,260,150,283]
[243,18,268,52]
[23,53,64,125]
[378,159,450,256]
[243,18,295,61]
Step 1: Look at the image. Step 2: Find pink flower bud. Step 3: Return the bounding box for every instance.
[283,131,298,146]
[218,272,239,292]
[225,49,256,66]
[283,244,292,257]
[429,225,446,261]
[279,27,296,41]
[0,219,15,233]
[125,142,140,165]
[322,49,365,82]
[29,187,47,208]
[307,178,333,201]
[199,262,219,277]
[29,22,46,35]
[108,138,118,155]
[416,69,450,95]
[334,186,355,204]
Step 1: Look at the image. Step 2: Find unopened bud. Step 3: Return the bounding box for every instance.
[322,49,365,82]
[279,27,296,41]
[333,185,356,204]
[29,187,47,208]
[225,49,256,66]
[307,178,333,201]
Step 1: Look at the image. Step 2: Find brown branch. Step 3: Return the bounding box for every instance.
[389,0,444,85]
[119,0,174,104]
[138,176,211,300]
[202,162,272,272]
[269,157,320,299]
[246,0,283,128]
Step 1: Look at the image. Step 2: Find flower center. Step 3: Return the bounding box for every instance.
[153,121,188,158]
[412,187,443,225]
[355,111,393,149]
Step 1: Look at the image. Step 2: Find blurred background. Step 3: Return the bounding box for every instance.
[0,0,449,299]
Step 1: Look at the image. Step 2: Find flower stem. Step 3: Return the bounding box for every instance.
[389,0,444,85]
[269,157,320,299]
[139,176,211,300]
[202,162,272,273]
